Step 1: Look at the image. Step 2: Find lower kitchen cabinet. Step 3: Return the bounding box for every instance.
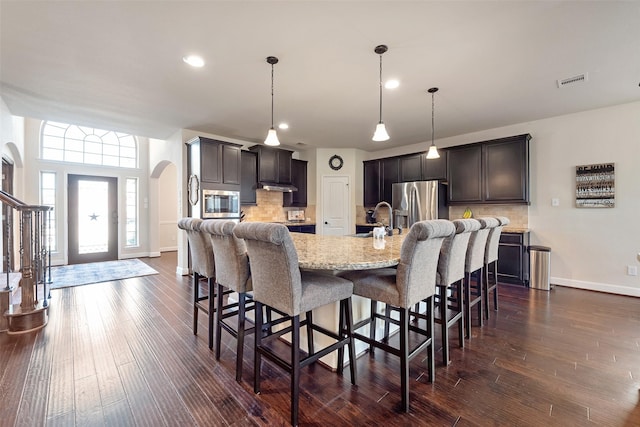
[497,231,530,286]
[287,224,316,234]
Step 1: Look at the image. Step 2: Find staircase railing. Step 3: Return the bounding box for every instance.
[1,189,52,317]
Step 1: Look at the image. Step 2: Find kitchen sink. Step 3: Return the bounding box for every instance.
[350,232,373,238]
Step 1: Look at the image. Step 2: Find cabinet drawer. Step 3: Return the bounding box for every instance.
[500,233,524,245]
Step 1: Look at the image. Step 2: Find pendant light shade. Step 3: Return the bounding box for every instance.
[264,56,280,146]
[425,87,440,159]
[372,45,390,142]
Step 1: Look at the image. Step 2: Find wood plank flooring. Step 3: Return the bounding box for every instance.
[1,252,640,426]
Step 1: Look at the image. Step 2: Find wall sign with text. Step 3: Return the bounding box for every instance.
[575,163,615,208]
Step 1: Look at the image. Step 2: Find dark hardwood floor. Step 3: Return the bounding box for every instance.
[2,252,640,426]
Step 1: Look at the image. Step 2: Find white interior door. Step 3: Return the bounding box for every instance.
[321,175,350,235]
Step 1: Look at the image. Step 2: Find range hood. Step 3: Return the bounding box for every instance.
[258,182,297,192]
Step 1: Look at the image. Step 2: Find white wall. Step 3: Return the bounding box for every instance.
[362,101,640,296]
[158,163,178,251]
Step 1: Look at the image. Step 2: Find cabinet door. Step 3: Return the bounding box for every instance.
[257,148,278,182]
[299,225,316,234]
[422,149,447,181]
[484,138,529,203]
[399,154,422,182]
[222,144,241,184]
[363,160,381,207]
[447,145,482,204]
[240,151,257,205]
[381,157,399,203]
[277,150,292,184]
[284,159,307,207]
[200,141,221,183]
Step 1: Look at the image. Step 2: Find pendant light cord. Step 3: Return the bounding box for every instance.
[378,54,383,123]
[270,63,275,129]
[431,90,435,144]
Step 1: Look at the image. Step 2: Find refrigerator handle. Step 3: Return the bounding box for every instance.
[408,185,422,226]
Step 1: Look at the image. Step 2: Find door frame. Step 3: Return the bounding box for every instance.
[67,174,118,264]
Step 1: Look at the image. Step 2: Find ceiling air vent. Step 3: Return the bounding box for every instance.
[557,73,588,88]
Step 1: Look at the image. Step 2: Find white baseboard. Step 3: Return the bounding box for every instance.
[551,277,640,297]
[176,266,190,276]
[148,251,161,258]
[159,246,177,252]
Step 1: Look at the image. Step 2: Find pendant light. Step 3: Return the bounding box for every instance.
[426,87,440,159]
[264,56,280,146]
[372,45,390,142]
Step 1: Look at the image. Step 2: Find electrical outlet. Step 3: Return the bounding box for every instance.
[551,198,560,207]
[628,265,638,276]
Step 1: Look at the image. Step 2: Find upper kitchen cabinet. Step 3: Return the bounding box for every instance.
[399,154,422,182]
[240,150,257,205]
[484,135,530,203]
[363,160,382,207]
[186,137,242,189]
[283,159,308,207]
[447,134,530,205]
[421,149,447,181]
[381,157,399,204]
[249,145,293,184]
[447,144,483,203]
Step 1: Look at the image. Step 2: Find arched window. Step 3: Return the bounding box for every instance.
[41,121,137,168]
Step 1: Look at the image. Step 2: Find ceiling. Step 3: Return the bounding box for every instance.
[1,1,639,152]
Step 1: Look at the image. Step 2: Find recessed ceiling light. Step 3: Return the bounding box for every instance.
[385,79,400,89]
[183,55,204,67]
[278,123,289,130]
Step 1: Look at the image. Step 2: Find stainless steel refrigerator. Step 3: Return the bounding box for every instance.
[392,181,448,230]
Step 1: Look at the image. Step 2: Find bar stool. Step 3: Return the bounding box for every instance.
[483,216,509,319]
[177,217,215,346]
[233,222,356,427]
[434,218,480,365]
[200,220,255,383]
[340,219,455,412]
[463,218,492,339]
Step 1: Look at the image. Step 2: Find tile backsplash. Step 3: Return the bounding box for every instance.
[357,204,528,229]
[448,204,528,229]
[242,190,316,223]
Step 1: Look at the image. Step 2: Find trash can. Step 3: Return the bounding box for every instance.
[529,245,551,290]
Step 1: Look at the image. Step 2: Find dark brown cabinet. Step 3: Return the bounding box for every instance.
[186,136,242,189]
[484,136,529,203]
[497,232,530,286]
[249,145,293,185]
[422,149,448,181]
[240,150,257,205]
[381,158,399,204]
[286,224,315,234]
[447,134,530,205]
[399,154,422,182]
[363,160,382,207]
[283,159,307,207]
[447,144,483,203]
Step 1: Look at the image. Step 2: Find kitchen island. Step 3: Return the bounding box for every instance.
[286,231,407,369]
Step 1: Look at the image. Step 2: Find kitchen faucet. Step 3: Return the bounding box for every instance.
[372,201,394,236]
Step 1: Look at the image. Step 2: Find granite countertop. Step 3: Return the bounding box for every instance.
[277,220,316,226]
[291,233,406,270]
[503,227,530,233]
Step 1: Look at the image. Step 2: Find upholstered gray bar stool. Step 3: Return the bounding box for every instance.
[483,216,509,319]
[434,218,480,365]
[463,218,492,339]
[177,217,215,347]
[200,220,255,383]
[340,219,455,412]
[233,222,356,427]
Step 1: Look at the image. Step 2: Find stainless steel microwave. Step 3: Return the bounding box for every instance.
[202,189,240,219]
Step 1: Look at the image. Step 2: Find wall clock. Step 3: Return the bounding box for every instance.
[329,154,344,171]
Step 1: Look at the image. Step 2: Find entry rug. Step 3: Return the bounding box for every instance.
[49,259,158,289]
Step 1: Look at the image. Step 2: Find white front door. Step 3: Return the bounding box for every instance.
[321,175,350,235]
